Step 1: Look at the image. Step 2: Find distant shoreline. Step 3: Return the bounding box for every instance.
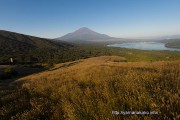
[165,43,180,49]
[107,41,180,51]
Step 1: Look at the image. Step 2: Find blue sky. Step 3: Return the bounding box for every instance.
[0,0,180,38]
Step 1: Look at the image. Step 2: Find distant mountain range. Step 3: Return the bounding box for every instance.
[56,27,180,43]
[56,27,112,41]
[161,35,180,40]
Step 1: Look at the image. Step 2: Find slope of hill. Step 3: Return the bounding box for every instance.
[56,27,111,41]
[0,30,74,63]
[0,30,73,51]
[165,39,180,48]
[1,56,179,119]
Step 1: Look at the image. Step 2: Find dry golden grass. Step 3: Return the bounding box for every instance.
[1,56,180,120]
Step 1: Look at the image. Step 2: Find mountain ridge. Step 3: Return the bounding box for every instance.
[0,30,74,63]
[56,27,111,41]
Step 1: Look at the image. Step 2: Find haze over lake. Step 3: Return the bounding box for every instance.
[108,42,180,51]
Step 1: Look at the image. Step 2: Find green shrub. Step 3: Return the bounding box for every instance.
[4,67,18,76]
[46,62,54,69]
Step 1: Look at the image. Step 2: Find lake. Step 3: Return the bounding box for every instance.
[107,42,180,51]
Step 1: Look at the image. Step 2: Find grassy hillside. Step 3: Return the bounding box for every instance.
[1,56,179,119]
[165,39,180,48]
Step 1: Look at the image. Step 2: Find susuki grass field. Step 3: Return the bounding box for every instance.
[1,56,179,120]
